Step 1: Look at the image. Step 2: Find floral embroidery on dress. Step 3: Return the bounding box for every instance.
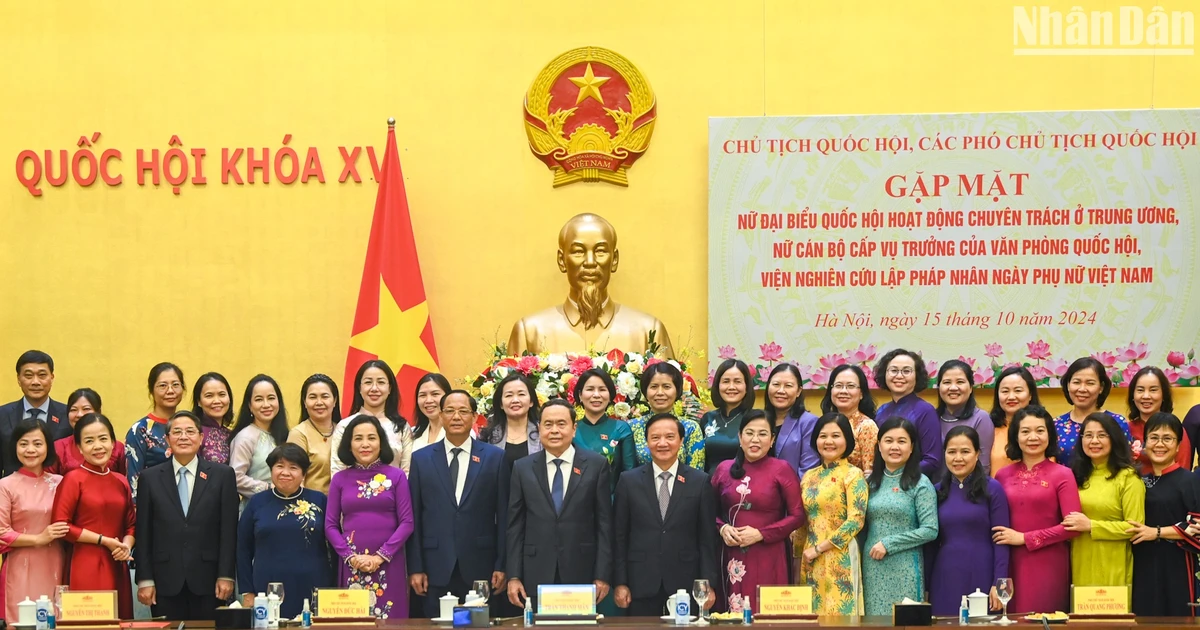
[278,498,323,544]
[346,566,393,618]
[728,593,747,614]
[357,473,393,499]
[727,558,747,584]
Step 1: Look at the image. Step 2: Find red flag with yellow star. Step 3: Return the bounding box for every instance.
[343,119,440,420]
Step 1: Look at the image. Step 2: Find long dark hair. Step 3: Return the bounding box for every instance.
[299,373,342,424]
[1005,405,1059,461]
[763,364,806,427]
[229,374,290,447]
[711,359,755,417]
[350,360,406,430]
[935,360,978,420]
[867,417,923,491]
[937,425,990,504]
[192,372,235,429]
[412,373,452,439]
[729,410,770,479]
[819,365,876,417]
[482,373,540,442]
[1127,366,1173,422]
[990,366,1040,428]
[1071,412,1136,487]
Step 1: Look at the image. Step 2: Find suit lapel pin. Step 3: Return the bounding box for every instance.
[472,455,481,463]
[51,416,60,423]
[573,467,581,475]
[600,434,608,440]
[199,471,208,480]
[677,474,685,483]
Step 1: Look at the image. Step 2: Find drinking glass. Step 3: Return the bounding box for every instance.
[994,578,1014,625]
[693,579,712,625]
[267,583,285,621]
[471,580,491,604]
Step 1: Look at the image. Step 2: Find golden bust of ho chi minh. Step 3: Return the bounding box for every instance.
[507,213,674,358]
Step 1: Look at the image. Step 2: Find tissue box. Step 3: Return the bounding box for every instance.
[892,602,932,626]
[214,607,253,629]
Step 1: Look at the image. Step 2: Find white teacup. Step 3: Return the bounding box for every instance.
[439,593,459,619]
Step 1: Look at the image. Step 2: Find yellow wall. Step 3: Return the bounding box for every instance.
[1,0,1196,431]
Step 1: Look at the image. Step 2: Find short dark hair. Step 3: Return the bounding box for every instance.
[868,417,923,491]
[9,418,58,469]
[1144,412,1183,441]
[337,414,395,467]
[873,348,929,395]
[639,362,684,403]
[809,412,856,461]
[484,373,540,440]
[168,410,204,433]
[67,388,103,414]
[73,413,117,445]
[710,360,754,416]
[440,389,478,412]
[645,412,684,438]
[935,360,979,420]
[1127,366,1173,422]
[730,410,771,479]
[267,443,312,474]
[1062,357,1112,407]
[819,365,877,418]
[16,350,54,375]
[990,366,1040,428]
[300,373,342,425]
[540,398,577,423]
[572,369,616,409]
[1006,405,1059,461]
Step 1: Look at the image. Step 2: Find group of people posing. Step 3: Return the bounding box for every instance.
[0,347,1198,622]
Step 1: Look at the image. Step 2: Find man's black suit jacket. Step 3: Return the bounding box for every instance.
[135,458,239,597]
[506,448,612,593]
[0,398,72,475]
[614,462,719,598]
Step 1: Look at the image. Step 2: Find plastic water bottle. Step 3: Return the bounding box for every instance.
[301,599,312,628]
[743,605,752,625]
[959,596,970,625]
[36,595,52,630]
[266,594,280,628]
[523,597,533,627]
[253,593,269,629]
[673,589,690,626]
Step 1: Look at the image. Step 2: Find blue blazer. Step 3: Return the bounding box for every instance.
[406,439,509,587]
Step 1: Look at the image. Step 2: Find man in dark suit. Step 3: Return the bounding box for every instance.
[0,350,72,475]
[614,413,719,616]
[408,389,510,618]
[507,398,612,610]
[135,410,239,620]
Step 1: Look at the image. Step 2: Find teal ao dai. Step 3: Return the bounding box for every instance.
[861,470,939,616]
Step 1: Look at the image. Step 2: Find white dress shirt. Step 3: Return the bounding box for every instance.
[654,459,680,497]
[445,437,472,503]
[546,445,576,495]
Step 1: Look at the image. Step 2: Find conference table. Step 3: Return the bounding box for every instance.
[292,618,1199,630]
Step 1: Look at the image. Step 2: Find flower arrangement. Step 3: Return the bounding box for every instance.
[714,340,1199,388]
[469,342,711,423]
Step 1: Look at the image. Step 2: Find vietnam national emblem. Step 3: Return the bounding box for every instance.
[524,46,656,187]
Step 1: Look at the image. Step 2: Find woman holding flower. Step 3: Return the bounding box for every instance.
[325,415,414,619]
[629,361,704,468]
[237,443,333,618]
[572,369,635,485]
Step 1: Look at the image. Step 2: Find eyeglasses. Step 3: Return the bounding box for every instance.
[886,368,915,376]
[831,383,860,391]
[169,429,200,438]
[1146,435,1178,445]
[155,382,184,392]
[1081,432,1110,442]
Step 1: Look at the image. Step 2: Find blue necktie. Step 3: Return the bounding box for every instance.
[551,459,564,514]
[178,468,190,517]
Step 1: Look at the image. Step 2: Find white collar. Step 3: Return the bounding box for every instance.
[546,445,576,466]
[22,398,50,414]
[653,459,680,479]
[172,457,199,477]
[446,436,473,456]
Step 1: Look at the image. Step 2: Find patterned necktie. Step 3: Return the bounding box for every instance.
[178,468,190,517]
[658,471,672,519]
[551,459,565,514]
[449,448,463,503]
[27,408,42,422]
